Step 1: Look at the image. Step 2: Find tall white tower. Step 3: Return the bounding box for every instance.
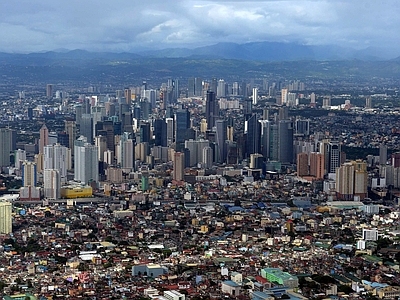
[252,87,258,105]
[74,136,99,184]
[43,169,61,199]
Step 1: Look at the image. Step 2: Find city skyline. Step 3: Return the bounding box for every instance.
[0,0,399,56]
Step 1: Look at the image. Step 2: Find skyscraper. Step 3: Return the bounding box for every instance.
[154,119,167,147]
[379,144,388,165]
[278,120,294,164]
[174,109,190,149]
[39,124,49,154]
[252,87,258,105]
[46,84,53,98]
[43,169,61,199]
[44,143,70,183]
[173,152,185,181]
[215,120,227,163]
[0,202,12,234]
[205,91,219,130]
[194,77,203,96]
[245,114,261,158]
[15,149,26,170]
[65,120,77,150]
[217,79,226,98]
[22,161,37,187]
[0,128,16,167]
[74,136,99,184]
[80,114,94,144]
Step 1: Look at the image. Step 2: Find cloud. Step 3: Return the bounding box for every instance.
[0,0,398,53]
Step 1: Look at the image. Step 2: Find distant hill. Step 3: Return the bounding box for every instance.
[137,41,399,61]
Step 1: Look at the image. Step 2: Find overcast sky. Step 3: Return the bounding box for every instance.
[0,0,399,53]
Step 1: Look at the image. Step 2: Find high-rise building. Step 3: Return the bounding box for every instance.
[187,77,195,97]
[309,152,324,180]
[245,114,261,157]
[174,109,190,149]
[202,146,213,169]
[278,120,294,164]
[325,141,342,174]
[124,88,132,104]
[117,133,135,170]
[44,143,70,183]
[250,153,263,169]
[95,135,108,162]
[259,120,270,159]
[173,152,185,181]
[80,114,94,144]
[165,118,174,147]
[39,124,49,154]
[65,120,77,150]
[252,88,258,105]
[74,136,99,184]
[15,149,26,170]
[281,88,288,105]
[297,153,309,177]
[215,120,227,163]
[46,84,53,98]
[379,144,388,165]
[336,160,368,200]
[43,169,61,199]
[295,119,310,136]
[0,202,12,234]
[217,79,226,98]
[310,92,316,107]
[205,91,219,130]
[22,161,37,187]
[195,77,203,97]
[365,96,372,109]
[322,96,331,108]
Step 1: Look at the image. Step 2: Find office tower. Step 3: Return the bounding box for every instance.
[165,118,174,147]
[379,144,388,165]
[232,82,239,96]
[64,120,76,149]
[15,149,26,170]
[39,124,49,154]
[287,92,297,107]
[22,161,37,187]
[80,114,93,144]
[210,78,218,95]
[44,143,70,183]
[365,96,372,108]
[245,114,261,157]
[195,77,203,96]
[0,202,12,234]
[46,84,53,98]
[323,96,331,108]
[202,146,213,169]
[57,132,69,148]
[154,119,167,147]
[205,91,219,130]
[325,141,341,174]
[227,125,234,142]
[124,88,132,104]
[263,108,269,121]
[121,111,133,134]
[310,92,316,107]
[139,122,151,143]
[75,105,83,125]
[74,136,99,184]
[281,88,288,105]
[252,87,258,105]
[259,120,270,159]
[104,149,114,165]
[269,124,279,161]
[91,105,106,138]
[278,106,289,121]
[217,79,226,98]
[95,135,107,162]
[278,120,294,164]
[297,153,309,177]
[226,141,239,164]
[119,136,135,170]
[215,120,227,163]
[295,119,310,136]
[250,153,263,169]
[200,119,207,133]
[174,109,190,149]
[187,77,195,97]
[309,152,324,180]
[43,169,60,199]
[95,120,115,151]
[173,152,185,181]
[140,99,150,120]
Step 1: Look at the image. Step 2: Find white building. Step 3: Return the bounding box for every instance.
[74,136,99,184]
[0,202,12,234]
[44,143,71,183]
[15,149,26,169]
[43,169,60,199]
[362,228,378,241]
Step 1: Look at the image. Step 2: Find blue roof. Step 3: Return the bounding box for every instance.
[223,280,240,287]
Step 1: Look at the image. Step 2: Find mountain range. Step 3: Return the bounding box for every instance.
[0,41,398,63]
